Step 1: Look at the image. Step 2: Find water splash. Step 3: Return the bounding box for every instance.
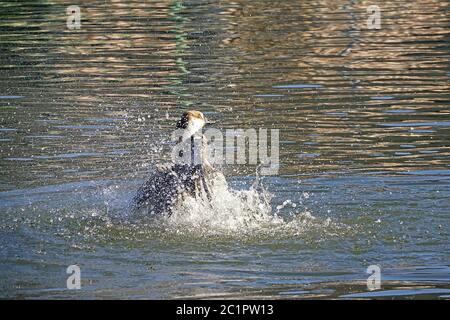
[135,170,345,240]
[0,169,347,243]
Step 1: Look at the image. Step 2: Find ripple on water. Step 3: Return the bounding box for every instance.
[379,121,450,127]
[0,0,449,299]
[272,84,323,89]
[0,95,23,99]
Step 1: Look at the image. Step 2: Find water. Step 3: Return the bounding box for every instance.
[0,0,449,299]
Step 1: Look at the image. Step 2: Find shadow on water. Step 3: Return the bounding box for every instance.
[0,0,449,299]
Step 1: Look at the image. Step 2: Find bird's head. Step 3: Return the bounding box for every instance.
[176,110,206,136]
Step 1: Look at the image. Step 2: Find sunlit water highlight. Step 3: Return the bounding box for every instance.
[0,0,449,299]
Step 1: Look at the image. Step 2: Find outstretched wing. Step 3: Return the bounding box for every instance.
[132,166,181,214]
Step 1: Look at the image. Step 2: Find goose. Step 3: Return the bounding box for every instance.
[132,110,218,215]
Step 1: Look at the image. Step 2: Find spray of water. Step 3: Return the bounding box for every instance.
[133,168,344,240]
[0,168,348,243]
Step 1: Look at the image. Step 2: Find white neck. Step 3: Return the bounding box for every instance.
[182,118,204,140]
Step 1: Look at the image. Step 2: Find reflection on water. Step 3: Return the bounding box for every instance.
[0,0,449,299]
[1,0,449,189]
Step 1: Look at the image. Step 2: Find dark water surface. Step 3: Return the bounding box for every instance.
[0,0,449,299]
